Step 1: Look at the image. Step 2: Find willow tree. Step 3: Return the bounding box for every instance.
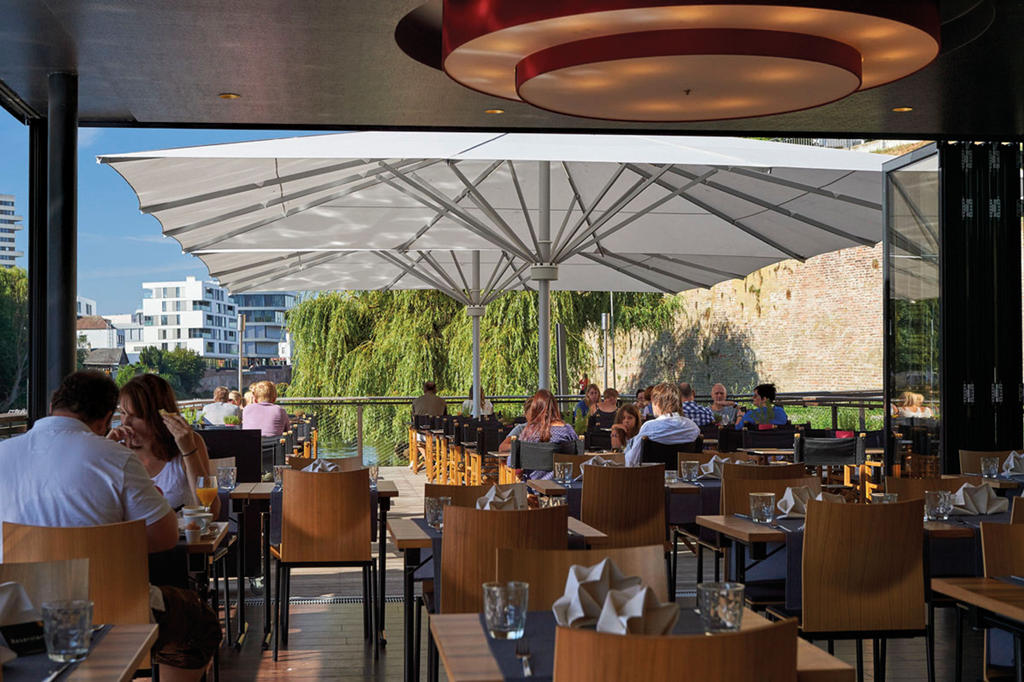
[287,289,676,453]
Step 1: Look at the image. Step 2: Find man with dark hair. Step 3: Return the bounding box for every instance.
[200,385,242,425]
[736,382,789,428]
[412,380,447,417]
[0,370,220,681]
[678,382,714,426]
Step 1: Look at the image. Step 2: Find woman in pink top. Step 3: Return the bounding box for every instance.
[242,381,291,436]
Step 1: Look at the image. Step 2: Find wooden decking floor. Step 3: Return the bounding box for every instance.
[215,466,987,681]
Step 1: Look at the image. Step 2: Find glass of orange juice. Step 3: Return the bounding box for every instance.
[196,476,218,513]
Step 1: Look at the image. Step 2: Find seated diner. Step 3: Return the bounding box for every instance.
[499,389,578,479]
[735,382,788,429]
[623,382,699,466]
[243,379,290,436]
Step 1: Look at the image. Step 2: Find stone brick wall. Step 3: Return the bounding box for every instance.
[608,244,883,395]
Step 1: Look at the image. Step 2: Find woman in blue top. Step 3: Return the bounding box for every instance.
[735,383,788,429]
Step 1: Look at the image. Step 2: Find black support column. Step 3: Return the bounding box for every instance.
[939,142,1023,472]
[45,72,78,401]
[27,118,48,423]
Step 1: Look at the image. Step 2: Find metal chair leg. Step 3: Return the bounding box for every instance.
[414,596,423,678]
[855,639,863,682]
[955,606,964,682]
[272,559,281,661]
[872,638,881,681]
[281,566,290,647]
[827,640,834,655]
[925,604,936,682]
[696,543,704,583]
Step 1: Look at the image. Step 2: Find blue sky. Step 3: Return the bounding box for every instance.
[0,112,321,313]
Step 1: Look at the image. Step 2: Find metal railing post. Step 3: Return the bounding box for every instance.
[357,404,364,461]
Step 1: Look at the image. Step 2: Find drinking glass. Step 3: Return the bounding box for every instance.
[195,476,218,513]
[553,461,573,484]
[42,600,93,663]
[680,460,700,482]
[368,465,380,490]
[273,465,289,490]
[482,581,528,640]
[217,466,237,490]
[665,470,678,484]
[871,492,898,504]
[981,456,1000,479]
[749,492,776,524]
[924,490,952,521]
[696,583,744,634]
[424,496,451,530]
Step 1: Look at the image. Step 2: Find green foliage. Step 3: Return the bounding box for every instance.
[76,334,89,370]
[275,382,290,398]
[222,415,241,425]
[115,346,206,398]
[0,267,28,411]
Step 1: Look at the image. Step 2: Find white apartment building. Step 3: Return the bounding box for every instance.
[140,276,237,366]
[76,296,97,316]
[232,292,296,365]
[76,316,122,349]
[0,194,24,268]
[104,312,145,353]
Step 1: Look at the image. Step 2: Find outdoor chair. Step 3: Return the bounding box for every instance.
[740,428,799,450]
[552,619,798,682]
[585,427,612,451]
[959,449,1015,475]
[588,412,616,430]
[199,427,262,482]
[978,523,1024,680]
[793,434,866,468]
[1013,497,1024,523]
[509,436,583,473]
[767,499,933,682]
[639,435,702,469]
[0,558,89,606]
[423,483,492,508]
[554,451,625,478]
[884,475,975,501]
[581,464,667,563]
[272,468,376,661]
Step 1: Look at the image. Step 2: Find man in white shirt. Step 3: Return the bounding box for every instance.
[624,382,699,466]
[0,371,219,681]
[200,385,242,425]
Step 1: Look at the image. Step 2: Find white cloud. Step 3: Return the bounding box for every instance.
[78,128,102,148]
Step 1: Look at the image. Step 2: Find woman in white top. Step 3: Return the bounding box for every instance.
[461,387,494,416]
[108,374,219,517]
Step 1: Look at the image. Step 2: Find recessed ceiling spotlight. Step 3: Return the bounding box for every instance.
[218,92,241,100]
[484,108,505,114]
[892,106,914,112]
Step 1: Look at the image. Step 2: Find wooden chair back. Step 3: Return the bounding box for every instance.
[424,483,492,508]
[581,464,665,548]
[884,476,974,501]
[801,499,925,633]
[2,520,149,626]
[496,545,668,609]
[554,452,625,478]
[0,558,89,606]
[959,449,1014,475]
[279,468,371,562]
[1012,497,1024,524]
[720,477,821,516]
[552,618,798,681]
[981,522,1024,577]
[722,462,808,480]
[440,506,567,613]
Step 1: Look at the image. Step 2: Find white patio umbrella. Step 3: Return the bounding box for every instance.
[100,132,889,409]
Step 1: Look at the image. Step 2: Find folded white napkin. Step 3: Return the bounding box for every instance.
[699,455,731,479]
[475,483,528,510]
[595,584,679,635]
[302,459,339,472]
[0,581,38,626]
[552,558,641,628]
[576,456,623,479]
[1002,451,1024,475]
[951,483,1009,515]
[776,486,845,518]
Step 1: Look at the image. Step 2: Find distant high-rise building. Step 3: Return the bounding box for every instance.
[232,292,296,366]
[0,194,24,268]
[105,312,145,354]
[140,276,238,366]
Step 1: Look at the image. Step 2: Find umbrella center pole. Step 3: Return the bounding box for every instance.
[531,264,558,391]
[467,305,485,419]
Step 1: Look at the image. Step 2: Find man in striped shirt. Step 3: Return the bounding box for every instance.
[679,382,714,426]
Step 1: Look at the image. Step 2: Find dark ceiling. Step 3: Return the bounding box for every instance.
[0,0,1021,139]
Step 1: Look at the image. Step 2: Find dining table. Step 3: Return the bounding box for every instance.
[429,607,854,681]
[932,577,1024,682]
[3,624,158,682]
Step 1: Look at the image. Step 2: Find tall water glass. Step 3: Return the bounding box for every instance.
[749,492,776,524]
[697,583,744,633]
[217,466,237,490]
[368,465,380,490]
[924,490,952,521]
[42,600,93,663]
[482,581,528,640]
[553,461,573,484]
[424,496,451,530]
[981,456,1000,479]
[680,461,700,482]
[273,465,288,490]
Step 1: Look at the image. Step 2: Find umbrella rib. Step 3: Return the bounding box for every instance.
[447,161,536,258]
[486,261,534,302]
[551,164,628,260]
[556,163,596,251]
[656,254,749,280]
[226,251,350,292]
[595,251,707,289]
[374,251,472,305]
[381,252,429,291]
[888,173,939,249]
[482,252,512,297]
[507,161,540,255]
[623,163,806,261]
[398,160,504,251]
[208,250,314,278]
[577,252,676,294]
[422,251,469,298]
[724,167,882,211]
[449,250,472,295]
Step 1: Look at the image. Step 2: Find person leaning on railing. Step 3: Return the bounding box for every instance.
[412,380,447,417]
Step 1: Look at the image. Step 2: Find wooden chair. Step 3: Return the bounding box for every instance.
[271,468,376,660]
[768,499,932,682]
[979,522,1024,679]
[496,545,668,610]
[424,483,492,508]
[440,506,567,614]
[721,462,808,480]
[720,476,821,516]
[554,452,625,478]
[552,618,799,681]
[3,520,149,627]
[959,449,1014,475]
[0,558,89,605]
[885,476,975,501]
[581,463,666,549]
[1012,497,1024,524]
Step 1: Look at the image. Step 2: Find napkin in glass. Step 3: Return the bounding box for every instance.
[776,486,845,518]
[595,584,679,635]
[951,483,1009,515]
[475,483,528,510]
[552,558,641,628]
[699,454,731,479]
[301,459,339,472]
[1002,451,1024,475]
[0,581,39,664]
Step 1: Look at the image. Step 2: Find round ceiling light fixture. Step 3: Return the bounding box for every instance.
[442,1,940,122]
